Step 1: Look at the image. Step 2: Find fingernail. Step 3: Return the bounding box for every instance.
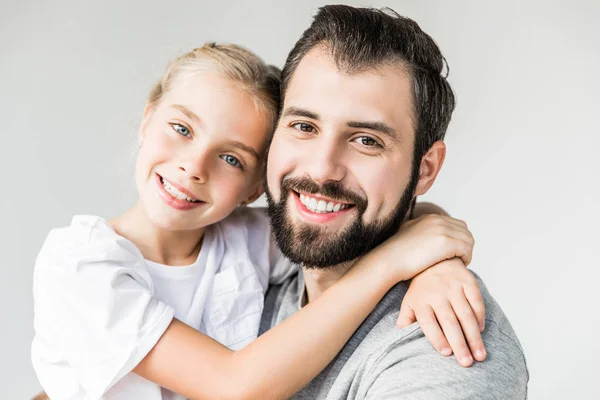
[479,322,485,332]
[461,356,473,365]
[475,349,484,359]
[441,347,452,356]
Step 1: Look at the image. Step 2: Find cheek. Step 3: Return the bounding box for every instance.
[139,126,175,168]
[266,135,294,199]
[209,171,250,207]
[355,158,410,221]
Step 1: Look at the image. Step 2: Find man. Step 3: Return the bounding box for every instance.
[261,5,528,399]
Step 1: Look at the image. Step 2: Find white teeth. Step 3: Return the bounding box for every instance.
[161,178,197,202]
[298,193,351,214]
[317,200,327,212]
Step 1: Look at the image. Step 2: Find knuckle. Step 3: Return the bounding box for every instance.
[441,316,460,328]
[431,295,450,308]
[454,308,472,322]
[417,314,436,325]
[439,234,452,247]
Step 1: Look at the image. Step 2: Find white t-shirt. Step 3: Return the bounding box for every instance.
[32,207,296,400]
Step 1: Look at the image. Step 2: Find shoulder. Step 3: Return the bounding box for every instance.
[38,215,142,260]
[473,272,526,354]
[40,215,106,250]
[363,320,528,399]
[34,215,148,291]
[354,276,529,398]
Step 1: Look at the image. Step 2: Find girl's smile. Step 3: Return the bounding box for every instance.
[155,173,207,211]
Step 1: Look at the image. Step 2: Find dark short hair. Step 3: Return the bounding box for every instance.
[280,5,456,162]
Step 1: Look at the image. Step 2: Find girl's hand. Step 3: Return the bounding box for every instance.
[396,258,486,367]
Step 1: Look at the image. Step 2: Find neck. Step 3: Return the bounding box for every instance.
[302,259,359,304]
[110,202,205,266]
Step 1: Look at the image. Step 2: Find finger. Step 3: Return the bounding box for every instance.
[435,301,474,367]
[450,292,487,362]
[445,224,475,252]
[453,240,472,266]
[436,215,469,232]
[464,281,485,332]
[441,219,474,250]
[439,234,473,266]
[396,302,416,329]
[447,230,474,266]
[415,305,452,356]
[432,223,474,264]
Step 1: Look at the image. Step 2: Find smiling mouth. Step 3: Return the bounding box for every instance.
[295,191,355,214]
[159,175,201,203]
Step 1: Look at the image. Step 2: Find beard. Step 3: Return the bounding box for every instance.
[265,166,420,268]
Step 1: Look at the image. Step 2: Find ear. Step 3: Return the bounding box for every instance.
[414,140,446,196]
[138,103,154,145]
[243,180,265,206]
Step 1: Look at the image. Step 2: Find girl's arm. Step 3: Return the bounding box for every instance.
[413,201,448,217]
[134,214,474,399]
[398,201,486,368]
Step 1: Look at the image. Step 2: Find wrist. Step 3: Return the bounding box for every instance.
[365,241,410,286]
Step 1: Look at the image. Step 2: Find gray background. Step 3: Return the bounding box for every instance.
[2,0,599,398]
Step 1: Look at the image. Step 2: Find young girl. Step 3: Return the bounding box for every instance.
[32,43,481,399]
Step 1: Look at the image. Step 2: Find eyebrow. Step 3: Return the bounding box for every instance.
[226,140,261,161]
[172,104,202,126]
[281,107,321,120]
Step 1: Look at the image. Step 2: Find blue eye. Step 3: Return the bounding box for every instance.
[171,123,191,137]
[220,154,243,169]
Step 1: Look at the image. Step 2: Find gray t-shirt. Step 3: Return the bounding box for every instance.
[259,271,529,399]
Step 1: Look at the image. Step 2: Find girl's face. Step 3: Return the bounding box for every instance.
[135,72,269,231]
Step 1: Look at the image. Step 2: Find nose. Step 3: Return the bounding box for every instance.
[178,153,209,183]
[305,136,347,185]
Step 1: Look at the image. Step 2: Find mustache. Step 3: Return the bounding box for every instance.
[281,176,367,212]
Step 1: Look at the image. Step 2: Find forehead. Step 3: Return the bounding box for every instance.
[163,72,256,120]
[284,47,415,136]
[160,72,271,152]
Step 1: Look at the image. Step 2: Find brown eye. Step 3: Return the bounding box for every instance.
[360,137,376,146]
[292,122,315,133]
[353,136,382,148]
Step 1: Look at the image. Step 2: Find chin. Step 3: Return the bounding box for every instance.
[147,212,189,231]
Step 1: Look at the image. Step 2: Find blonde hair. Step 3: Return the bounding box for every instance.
[149,43,281,132]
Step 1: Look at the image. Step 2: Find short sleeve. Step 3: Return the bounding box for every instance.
[32,217,175,399]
